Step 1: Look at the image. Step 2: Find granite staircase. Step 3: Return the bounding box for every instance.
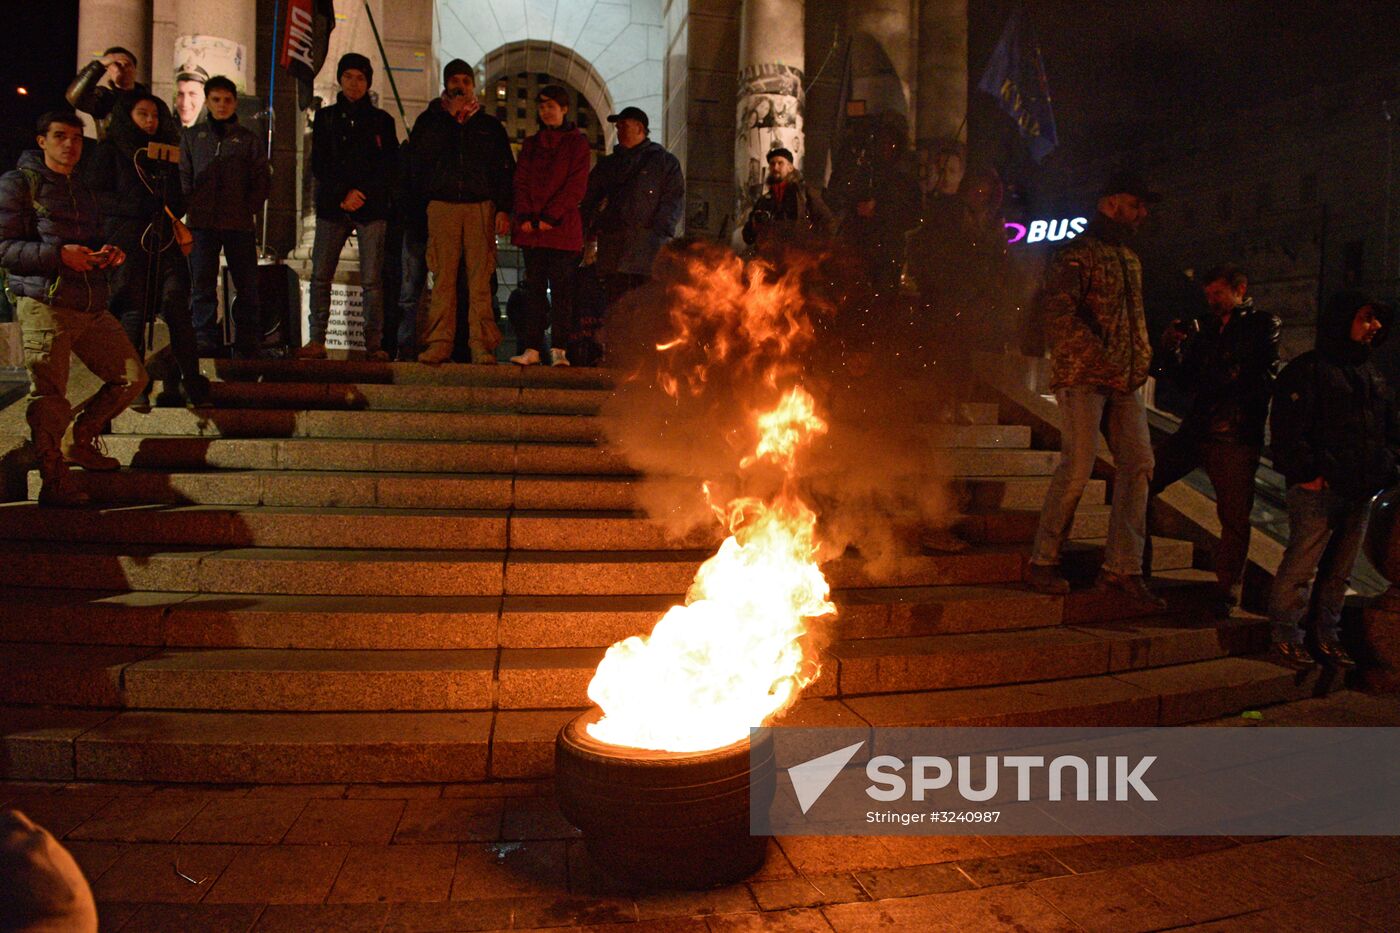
[0,361,1322,785]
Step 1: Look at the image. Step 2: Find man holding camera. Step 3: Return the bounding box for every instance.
[1152,265,1281,615]
[741,147,834,251]
[0,111,147,506]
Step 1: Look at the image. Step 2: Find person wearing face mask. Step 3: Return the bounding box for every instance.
[180,75,270,359]
[86,93,206,408]
[1267,292,1400,670]
[1025,171,1163,608]
[508,85,590,367]
[299,53,399,361]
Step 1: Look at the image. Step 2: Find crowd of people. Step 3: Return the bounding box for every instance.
[1,47,1395,672]
[1025,172,1398,671]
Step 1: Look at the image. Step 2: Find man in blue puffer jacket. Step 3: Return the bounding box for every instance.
[0,110,147,506]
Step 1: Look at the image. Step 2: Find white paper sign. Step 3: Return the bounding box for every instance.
[299,281,365,351]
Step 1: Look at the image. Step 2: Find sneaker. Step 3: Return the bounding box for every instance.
[62,436,120,472]
[551,348,571,367]
[295,341,327,360]
[1267,641,1318,671]
[1025,562,1070,595]
[511,349,542,366]
[1314,639,1357,669]
[365,349,391,362]
[1096,570,1167,610]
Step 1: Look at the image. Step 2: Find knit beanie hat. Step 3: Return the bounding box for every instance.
[0,810,98,933]
[443,58,475,84]
[338,53,373,88]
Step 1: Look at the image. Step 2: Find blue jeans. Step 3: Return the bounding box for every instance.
[397,226,427,358]
[1030,385,1154,575]
[190,228,260,355]
[1268,486,1372,645]
[309,216,386,351]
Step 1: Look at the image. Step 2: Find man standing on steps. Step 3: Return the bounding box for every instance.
[580,107,684,312]
[300,53,399,362]
[0,111,147,506]
[1151,265,1281,617]
[408,60,515,365]
[1024,171,1163,608]
[181,76,270,359]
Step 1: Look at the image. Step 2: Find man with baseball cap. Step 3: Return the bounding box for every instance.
[301,52,399,361]
[580,106,684,310]
[1025,170,1164,606]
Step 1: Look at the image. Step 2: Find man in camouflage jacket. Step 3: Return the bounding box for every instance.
[1025,172,1161,605]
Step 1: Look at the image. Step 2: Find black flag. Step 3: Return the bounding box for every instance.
[279,0,336,108]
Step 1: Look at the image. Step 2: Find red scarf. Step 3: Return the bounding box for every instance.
[449,93,481,124]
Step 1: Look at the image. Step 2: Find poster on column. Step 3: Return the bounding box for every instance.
[174,35,249,93]
[735,63,805,216]
[299,281,366,352]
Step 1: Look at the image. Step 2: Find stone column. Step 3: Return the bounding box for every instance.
[174,0,257,94]
[735,0,804,221]
[77,0,153,82]
[916,0,967,149]
[847,0,915,130]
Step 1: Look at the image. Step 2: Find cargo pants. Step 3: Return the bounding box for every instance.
[17,296,148,460]
[424,200,497,361]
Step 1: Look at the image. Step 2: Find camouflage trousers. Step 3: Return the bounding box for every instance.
[17,296,147,460]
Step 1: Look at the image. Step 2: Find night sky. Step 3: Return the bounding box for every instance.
[2,0,1398,172]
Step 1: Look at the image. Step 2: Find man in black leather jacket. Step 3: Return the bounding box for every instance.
[1151,264,1281,614]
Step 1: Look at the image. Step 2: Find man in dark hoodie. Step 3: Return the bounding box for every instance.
[180,75,270,358]
[300,53,399,361]
[1151,264,1281,615]
[0,110,146,506]
[86,93,207,408]
[408,60,515,365]
[1267,291,1400,669]
[580,107,684,310]
[1025,171,1162,607]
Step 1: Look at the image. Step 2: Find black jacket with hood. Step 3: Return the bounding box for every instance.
[0,150,109,312]
[1271,290,1400,501]
[407,98,515,210]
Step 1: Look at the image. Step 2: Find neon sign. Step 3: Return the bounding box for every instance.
[1004,216,1088,246]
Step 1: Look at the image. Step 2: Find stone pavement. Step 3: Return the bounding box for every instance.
[5,692,1399,932]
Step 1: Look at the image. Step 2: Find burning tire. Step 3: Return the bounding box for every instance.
[555,708,776,889]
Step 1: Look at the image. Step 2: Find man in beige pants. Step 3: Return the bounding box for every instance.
[0,111,146,506]
[406,60,515,364]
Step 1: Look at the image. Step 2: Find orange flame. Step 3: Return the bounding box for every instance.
[586,386,834,752]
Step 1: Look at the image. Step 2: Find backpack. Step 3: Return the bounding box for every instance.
[0,168,46,304]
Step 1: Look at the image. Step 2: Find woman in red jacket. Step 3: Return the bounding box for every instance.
[510,85,592,366]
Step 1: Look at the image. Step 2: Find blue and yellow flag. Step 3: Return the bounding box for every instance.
[978,8,1057,163]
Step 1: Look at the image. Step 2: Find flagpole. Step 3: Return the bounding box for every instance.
[363,0,407,126]
[262,0,281,257]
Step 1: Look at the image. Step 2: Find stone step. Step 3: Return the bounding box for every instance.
[201,357,616,389]
[94,436,625,475]
[0,583,1072,652]
[0,615,1265,712]
[845,656,1324,729]
[204,382,614,414]
[109,408,603,443]
[0,543,508,597]
[0,658,1324,783]
[1065,536,1194,577]
[956,504,1110,545]
[0,540,1044,597]
[964,476,1106,510]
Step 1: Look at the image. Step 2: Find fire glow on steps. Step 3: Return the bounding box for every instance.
[585,255,836,753]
